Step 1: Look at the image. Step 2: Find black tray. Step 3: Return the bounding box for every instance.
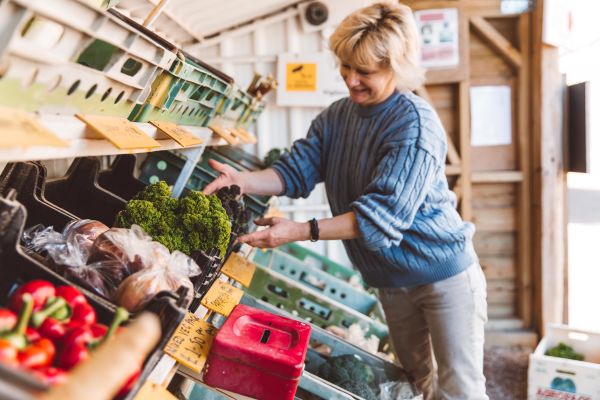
[0,190,187,400]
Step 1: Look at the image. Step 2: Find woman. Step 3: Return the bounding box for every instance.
[204,2,488,399]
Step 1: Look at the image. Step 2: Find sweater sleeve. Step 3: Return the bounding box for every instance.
[351,143,439,251]
[271,118,324,199]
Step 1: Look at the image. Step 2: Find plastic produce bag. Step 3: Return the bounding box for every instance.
[113,249,200,312]
[378,381,423,400]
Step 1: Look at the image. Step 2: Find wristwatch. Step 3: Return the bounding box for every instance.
[309,218,319,242]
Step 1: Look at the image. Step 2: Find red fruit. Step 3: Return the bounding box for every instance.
[0,339,18,367]
[39,318,67,344]
[0,309,17,332]
[71,303,96,326]
[18,338,55,369]
[10,280,56,312]
[32,367,68,386]
[56,286,87,308]
[25,327,41,343]
[56,342,88,371]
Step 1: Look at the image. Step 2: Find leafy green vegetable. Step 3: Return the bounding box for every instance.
[545,342,584,361]
[115,181,231,257]
[263,148,287,167]
[317,354,376,397]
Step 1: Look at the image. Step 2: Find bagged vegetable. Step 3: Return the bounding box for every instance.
[113,250,200,312]
[88,225,166,276]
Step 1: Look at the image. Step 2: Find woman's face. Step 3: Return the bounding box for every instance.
[340,62,396,106]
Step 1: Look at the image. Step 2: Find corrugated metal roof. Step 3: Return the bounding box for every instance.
[115,0,302,46]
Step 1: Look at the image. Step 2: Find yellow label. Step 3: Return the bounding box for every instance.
[286,63,317,92]
[231,128,257,144]
[0,107,68,148]
[134,381,177,400]
[76,114,161,149]
[150,121,203,147]
[221,253,256,287]
[208,124,238,145]
[201,280,244,317]
[163,312,217,373]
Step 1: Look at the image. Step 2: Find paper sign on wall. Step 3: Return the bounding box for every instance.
[286,63,317,92]
[470,85,512,147]
[415,8,460,68]
[277,52,347,107]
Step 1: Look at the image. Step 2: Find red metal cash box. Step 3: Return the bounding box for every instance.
[203,303,311,400]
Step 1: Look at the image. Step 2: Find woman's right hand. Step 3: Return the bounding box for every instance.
[203,159,245,195]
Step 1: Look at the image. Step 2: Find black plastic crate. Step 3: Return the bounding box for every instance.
[43,158,127,227]
[0,190,188,400]
[98,155,146,201]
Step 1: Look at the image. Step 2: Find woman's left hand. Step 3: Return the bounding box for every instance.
[238,217,309,248]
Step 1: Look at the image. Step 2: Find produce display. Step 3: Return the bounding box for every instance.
[545,342,585,361]
[115,181,231,257]
[23,221,200,312]
[0,280,136,396]
[317,354,377,400]
[216,185,251,236]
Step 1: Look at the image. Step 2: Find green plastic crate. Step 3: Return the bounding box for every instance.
[251,248,377,315]
[0,0,176,118]
[245,264,389,342]
[129,54,232,127]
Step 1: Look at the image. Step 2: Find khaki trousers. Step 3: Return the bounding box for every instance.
[378,264,489,400]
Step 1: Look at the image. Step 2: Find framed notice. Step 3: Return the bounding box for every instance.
[414,8,460,68]
[276,52,347,107]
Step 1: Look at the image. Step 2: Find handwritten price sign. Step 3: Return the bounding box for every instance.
[163,312,217,373]
[221,253,256,287]
[201,280,244,316]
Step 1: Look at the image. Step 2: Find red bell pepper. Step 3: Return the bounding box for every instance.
[0,309,17,333]
[26,327,41,343]
[57,307,128,371]
[32,366,68,386]
[39,318,67,345]
[1,294,34,349]
[0,339,18,367]
[56,286,87,308]
[31,297,68,328]
[10,280,55,312]
[70,302,96,326]
[18,338,55,369]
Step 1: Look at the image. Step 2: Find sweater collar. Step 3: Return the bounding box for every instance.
[354,90,400,117]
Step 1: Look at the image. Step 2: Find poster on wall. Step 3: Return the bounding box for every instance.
[276,52,348,107]
[470,86,512,147]
[414,8,459,68]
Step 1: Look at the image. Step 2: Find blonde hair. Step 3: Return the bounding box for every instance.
[328,1,425,91]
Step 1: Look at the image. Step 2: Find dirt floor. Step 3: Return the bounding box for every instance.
[484,346,531,400]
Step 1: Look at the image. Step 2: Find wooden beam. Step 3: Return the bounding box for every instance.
[472,171,523,183]
[470,16,523,70]
[416,86,462,166]
[459,80,472,221]
[517,13,533,329]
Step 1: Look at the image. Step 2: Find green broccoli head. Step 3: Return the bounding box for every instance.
[337,380,377,400]
[116,181,231,257]
[179,191,231,257]
[328,355,375,384]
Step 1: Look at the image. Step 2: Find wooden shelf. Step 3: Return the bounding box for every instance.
[472,171,524,183]
[445,164,462,176]
[0,114,229,163]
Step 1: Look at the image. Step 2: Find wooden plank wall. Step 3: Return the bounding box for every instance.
[407,0,536,329]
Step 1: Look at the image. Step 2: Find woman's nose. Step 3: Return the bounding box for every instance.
[344,70,360,87]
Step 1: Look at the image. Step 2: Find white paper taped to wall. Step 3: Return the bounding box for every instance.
[470,85,512,147]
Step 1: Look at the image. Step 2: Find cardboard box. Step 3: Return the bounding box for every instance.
[528,324,600,400]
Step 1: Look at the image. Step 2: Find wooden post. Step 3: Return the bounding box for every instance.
[459,80,472,221]
[517,13,533,328]
[531,0,567,335]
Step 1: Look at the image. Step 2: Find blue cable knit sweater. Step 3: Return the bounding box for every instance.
[272,91,477,288]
